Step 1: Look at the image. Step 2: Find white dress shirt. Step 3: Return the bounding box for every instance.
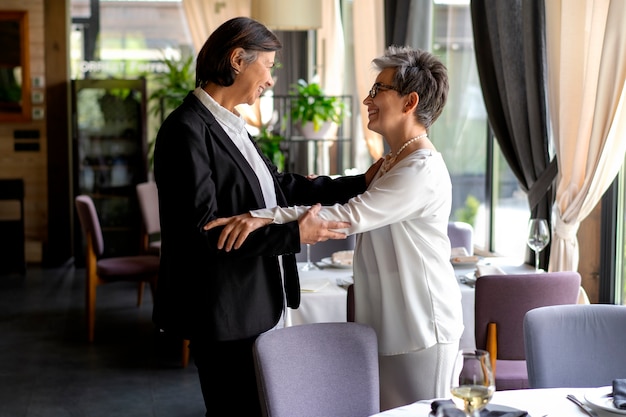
[193,87,277,208]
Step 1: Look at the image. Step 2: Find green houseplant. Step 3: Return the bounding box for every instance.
[145,53,195,170]
[289,79,346,137]
[255,125,285,171]
[148,52,195,123]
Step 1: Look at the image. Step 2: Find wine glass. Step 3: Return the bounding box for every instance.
[527,218,550,272]
[300,243,319,271]
[450,349,495,417]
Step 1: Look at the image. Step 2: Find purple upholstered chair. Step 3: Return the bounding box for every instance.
[75,195,159,342]
[524,304,626,388]
[447,221,474,255]
[136,181,161,256]
[135,183,190,367]
[474,271,581,390]
[253,322,379,417]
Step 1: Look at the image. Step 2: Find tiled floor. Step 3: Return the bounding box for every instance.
[0,262,205,417]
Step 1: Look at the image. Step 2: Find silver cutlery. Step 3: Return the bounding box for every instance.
[566,394,599,417]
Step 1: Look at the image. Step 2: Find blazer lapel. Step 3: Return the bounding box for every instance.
[188,93,301,308]
[188,93,266,207]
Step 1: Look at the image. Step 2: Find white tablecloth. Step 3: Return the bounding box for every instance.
[285,263,353,326]
[288,258,585,352]
[369,387,618,416]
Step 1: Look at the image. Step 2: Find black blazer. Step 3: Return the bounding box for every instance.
[153,92,366,341]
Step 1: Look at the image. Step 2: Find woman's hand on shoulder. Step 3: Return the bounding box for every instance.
[365,158,384,186]
[203,213,272,251]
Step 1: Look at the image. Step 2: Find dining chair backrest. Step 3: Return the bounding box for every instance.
[295,234,355,263]
[74,194,159,342]
[135,182,189,366]
[253,322,379,417]
[447,221,473,255]
[136,181,161,254]
[524,304,626,388]
[75,194,105,257]
[474,271,581,390]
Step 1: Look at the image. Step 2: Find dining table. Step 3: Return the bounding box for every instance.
[289,257,589,350]
[368,386,622,416]
[285,262,354,326]
[289,257,535,350]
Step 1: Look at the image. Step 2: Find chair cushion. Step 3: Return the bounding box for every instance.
[495,359,530,391]
[97,255,159,280]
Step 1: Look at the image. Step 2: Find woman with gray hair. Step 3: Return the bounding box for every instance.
[205,45,464,409]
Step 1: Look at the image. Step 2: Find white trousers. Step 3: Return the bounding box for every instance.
[378,341,459,411]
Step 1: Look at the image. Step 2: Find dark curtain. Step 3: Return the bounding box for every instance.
[274,31,309,95]
[470,0,556,268]
[385,0,432,49]
[385,0,411,47]
[384,0,432,155]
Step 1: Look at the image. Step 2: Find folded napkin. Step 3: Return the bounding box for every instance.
[431,399,528,417]
[613,379,626,409]
[475,264,506,277]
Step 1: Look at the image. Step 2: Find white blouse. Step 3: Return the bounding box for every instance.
[251,149,464,355]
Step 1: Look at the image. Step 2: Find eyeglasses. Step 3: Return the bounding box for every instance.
[369,82,398,99]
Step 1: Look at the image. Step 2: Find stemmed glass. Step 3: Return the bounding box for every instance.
[527,218,550,272]
[300,243,319,271]
[450,349,495,417]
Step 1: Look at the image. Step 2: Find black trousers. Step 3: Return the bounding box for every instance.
[190,335,262,417]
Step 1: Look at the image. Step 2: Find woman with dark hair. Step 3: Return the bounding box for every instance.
[206,46,464,410]
[153,17,376,416]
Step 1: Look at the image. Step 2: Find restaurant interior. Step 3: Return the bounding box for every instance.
[0,0,625,416]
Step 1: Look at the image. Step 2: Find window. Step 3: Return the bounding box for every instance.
[431,2,528,258]
[70,0,530,260]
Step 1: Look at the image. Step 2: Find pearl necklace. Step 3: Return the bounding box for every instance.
[380,133,428,175]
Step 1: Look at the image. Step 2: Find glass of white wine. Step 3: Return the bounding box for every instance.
[450,349,495,417]
[527,218,550,272]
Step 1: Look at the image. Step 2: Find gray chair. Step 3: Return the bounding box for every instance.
[474,271,581,390]
[253,322,380,417]
[524,304,626,388]
[447,221,473,255]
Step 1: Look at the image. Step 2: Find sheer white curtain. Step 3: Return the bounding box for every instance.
[545,0,626,272]
[353,0,386,160]
[181,0,251,52]
[317,0,344,95]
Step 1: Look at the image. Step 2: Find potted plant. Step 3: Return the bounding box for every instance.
[148,52,195,123]
[289,79,346,139]
[255,125,285,171]
[145,52,195,172]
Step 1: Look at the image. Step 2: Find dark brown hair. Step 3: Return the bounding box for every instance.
[195,17,282,88]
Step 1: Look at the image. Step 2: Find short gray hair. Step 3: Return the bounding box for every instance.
[372,45,449,129]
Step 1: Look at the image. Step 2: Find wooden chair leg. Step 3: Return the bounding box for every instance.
[86,277,97,343]
[181,339,190,368]
[487,322,497,375]
[137,282,144,306]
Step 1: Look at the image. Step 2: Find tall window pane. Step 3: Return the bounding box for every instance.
[431,3,488,249]
[431,1,529,258]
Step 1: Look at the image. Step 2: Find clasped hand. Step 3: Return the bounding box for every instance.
[203,204,351,252]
